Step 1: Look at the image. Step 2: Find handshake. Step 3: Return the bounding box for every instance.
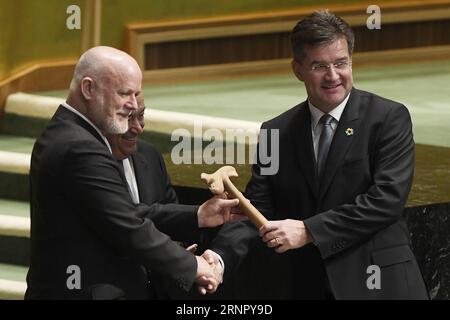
[189,165,266,295]
[195,249,224,295]
[183,244,224,295]
[190,194,238,294]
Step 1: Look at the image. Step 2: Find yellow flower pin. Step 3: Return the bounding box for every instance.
[345,128,354,136]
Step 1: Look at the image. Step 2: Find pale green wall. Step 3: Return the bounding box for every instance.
[0,0,372,79]
[0,0,82,78]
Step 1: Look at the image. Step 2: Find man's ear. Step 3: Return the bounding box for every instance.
[80,77,94,100]
[291,59,304,82]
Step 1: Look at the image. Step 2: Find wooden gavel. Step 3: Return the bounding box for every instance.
[201,166,268,228]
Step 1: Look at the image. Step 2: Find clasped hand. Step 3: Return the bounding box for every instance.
[195,250,224,295]
[197,194,240,228]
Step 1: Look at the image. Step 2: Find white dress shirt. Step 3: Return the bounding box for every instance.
[122,157,140,204]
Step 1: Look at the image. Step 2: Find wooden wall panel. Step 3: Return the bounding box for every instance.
[144,19,450,70]
[354,19,450,52]
[145,32,291,69]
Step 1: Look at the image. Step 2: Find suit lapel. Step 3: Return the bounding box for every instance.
[319,88,361,199]
[54,105,107,148]
[290,103,319,200]
[55,105,131,188]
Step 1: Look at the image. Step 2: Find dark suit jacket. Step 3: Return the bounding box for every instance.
[131,140,205,299]
[25,106,200,300]
[133,140,177,205]
[132,140,201,243]
[211,88,428,299]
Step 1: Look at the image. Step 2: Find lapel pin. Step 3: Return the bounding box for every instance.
[345,128,354,136]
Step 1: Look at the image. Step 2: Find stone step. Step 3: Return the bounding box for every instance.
[0,144,30,201]
[3,92,260,141]
[0,151,30,175]
[0,134,34,176]
[0,199,30,266]
[0,135,252,197]
[0,199,30,238]
[0,263,27,300]
[0,134,35,154]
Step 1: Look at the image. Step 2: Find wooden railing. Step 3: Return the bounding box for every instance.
[0,60,75,129]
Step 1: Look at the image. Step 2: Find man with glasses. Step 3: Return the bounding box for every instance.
[210,10,428,299]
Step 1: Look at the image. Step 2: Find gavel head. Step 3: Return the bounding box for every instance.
[200,166,239,194]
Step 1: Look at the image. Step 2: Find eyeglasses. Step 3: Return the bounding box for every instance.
[310,61,352,73]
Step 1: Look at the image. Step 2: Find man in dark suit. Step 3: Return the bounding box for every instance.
[210,10,428,299]
[106,95,227,298]
[26,46,235,299]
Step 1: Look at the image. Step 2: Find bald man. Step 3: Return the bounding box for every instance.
[26,47,234,300]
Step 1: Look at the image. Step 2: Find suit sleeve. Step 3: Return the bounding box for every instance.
[138,202,200,244]
[63,141,197,291]
[304,104,414,259]
[137,146,200,243]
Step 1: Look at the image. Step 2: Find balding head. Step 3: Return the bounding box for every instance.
[67,46,142,135]
[69,46,141,93]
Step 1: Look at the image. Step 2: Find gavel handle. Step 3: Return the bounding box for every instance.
[223,178,268,229]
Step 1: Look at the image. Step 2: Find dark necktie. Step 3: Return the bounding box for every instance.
[317,114,334,178]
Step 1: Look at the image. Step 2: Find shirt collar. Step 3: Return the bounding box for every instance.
[61,102,112,154]
[308,92,351,130]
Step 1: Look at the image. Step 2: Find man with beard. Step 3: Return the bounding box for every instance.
[26,46,235,299]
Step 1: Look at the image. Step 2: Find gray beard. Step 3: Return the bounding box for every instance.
[106,117,128,134]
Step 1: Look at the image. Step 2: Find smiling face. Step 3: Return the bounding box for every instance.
[88,63,142,135]
[292,37,353,113]
[108,96,146,160]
